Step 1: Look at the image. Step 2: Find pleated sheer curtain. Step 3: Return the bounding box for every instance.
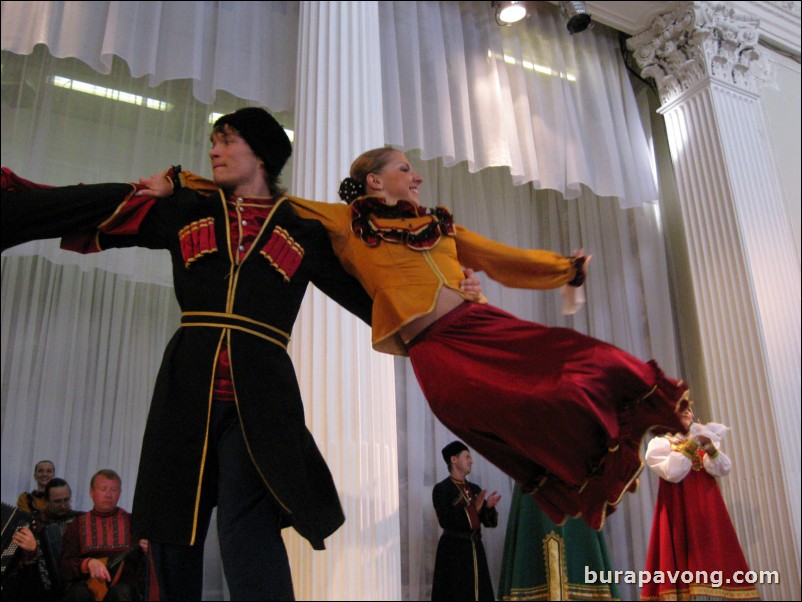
[2,2,682,601]
[380,1,658,208]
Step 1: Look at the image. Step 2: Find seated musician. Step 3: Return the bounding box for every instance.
[60,470,158,601]
[4,478,80,600]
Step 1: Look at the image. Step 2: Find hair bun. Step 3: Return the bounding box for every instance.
[338,177,364,203]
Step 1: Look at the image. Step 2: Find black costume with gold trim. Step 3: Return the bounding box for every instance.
[3,179,373,550]
[431,477,498,601]
[103,187,372,549]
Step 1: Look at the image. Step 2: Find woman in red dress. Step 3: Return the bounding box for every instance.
[642,404,760,600]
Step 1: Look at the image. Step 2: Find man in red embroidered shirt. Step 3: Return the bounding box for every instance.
[60,470,157,601]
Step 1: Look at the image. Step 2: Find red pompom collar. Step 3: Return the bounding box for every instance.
[350,196,455,251]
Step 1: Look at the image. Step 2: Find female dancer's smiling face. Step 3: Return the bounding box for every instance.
[369,151,423,206]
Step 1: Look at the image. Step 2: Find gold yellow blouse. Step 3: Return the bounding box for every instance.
[288,196,577,356]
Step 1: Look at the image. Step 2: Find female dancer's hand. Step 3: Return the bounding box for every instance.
[460,268,482,295]
[136,171,173,197]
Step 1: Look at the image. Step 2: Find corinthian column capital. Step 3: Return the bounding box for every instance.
[626,1,774,104]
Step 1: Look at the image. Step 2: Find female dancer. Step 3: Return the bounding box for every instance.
[287,147,688,529]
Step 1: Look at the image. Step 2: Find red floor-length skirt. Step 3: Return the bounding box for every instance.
[642,467,760,600]
[408,303,688,530]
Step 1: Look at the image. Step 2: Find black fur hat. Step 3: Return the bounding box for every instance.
[214,107,292,177]
[441,440,469,468]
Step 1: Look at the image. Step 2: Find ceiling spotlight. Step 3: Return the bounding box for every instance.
[559,1,591,34]
[492,1,527,26]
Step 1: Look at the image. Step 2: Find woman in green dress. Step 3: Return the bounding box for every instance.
[499,483,620,601]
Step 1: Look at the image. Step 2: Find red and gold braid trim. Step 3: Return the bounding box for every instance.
[179,217,218,268]
[260,226,304,282]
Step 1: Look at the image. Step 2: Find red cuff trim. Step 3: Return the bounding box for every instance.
[60,185,156,254]
[1,167,56,191]
[97,186,157,236]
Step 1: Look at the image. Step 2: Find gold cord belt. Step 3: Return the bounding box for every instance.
[180,311,290,350]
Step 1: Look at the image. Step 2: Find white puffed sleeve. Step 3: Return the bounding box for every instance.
[645,436,692,483]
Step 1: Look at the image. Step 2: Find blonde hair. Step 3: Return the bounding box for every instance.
[349,147,401,189]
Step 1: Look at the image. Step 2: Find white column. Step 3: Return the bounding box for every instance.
[629,3,800,599]
[285,2,401,600]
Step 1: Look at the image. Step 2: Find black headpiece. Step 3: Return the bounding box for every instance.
[441,440,469,468]
[214,107,292,177]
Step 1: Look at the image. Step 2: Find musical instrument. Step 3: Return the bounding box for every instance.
[1,502,32,577]
[85,549,133,602]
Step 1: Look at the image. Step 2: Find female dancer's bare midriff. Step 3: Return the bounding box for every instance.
[399,287,467,345]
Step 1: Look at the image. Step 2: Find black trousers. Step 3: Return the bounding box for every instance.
[152,402,294,601]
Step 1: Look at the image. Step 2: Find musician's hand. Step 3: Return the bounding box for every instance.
[139,539,149,554]
[87,557,112,581]
[12,526,37,552]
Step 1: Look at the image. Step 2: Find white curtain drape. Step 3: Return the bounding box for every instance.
[380,1,658,208]
[3,2,682,601]
[0,45,275,286]
[0,0,299,110]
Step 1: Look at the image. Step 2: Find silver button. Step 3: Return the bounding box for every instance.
[238,245,245,252]
[242,220,248,226]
